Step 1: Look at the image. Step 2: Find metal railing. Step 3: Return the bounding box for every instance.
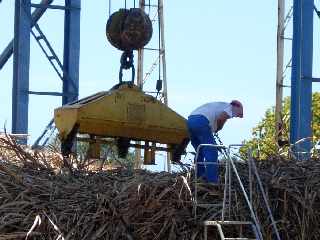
[193,143,282,240]
[289,137,320,160]
[193,144,226,219]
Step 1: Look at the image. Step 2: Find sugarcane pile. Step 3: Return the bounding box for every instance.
[0,134,320,240]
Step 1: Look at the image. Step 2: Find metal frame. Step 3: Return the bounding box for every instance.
[276,0,317,155]
[12,0,31,138]
[193,143,225,219]
[193,143,283,240]
[1,0,81,142]
[63,0,80,105]
[193,143,263,240]
[203,220,259,240]
[134,0,145,169]
[275,1,293,146]
[227,146,281,240]
[275,0,285,145]
[290,0,314,155]
[0,0,54,70]
[135,0,169,171]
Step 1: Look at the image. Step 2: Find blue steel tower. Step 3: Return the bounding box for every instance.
[290,0,316,155]
[0,0,80,142]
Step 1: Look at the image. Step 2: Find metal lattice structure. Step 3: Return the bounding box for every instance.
[0,0,80,142]
[276,0,319,156]
[135,0,169,170]
[275,0,292,146]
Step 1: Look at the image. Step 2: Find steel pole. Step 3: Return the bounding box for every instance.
[12,0,31,142]
[135,0,145,169]
[290,0,313,156]
[158,0,171,172]
[62,0,80,105]
[275,0,285,146]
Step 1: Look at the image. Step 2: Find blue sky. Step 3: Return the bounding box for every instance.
[1,1,319,161]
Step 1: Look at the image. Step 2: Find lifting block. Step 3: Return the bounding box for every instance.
[55,83,189,162]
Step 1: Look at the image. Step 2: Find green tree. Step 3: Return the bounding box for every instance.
[241,92,320,159]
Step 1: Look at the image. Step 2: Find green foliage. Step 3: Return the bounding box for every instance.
[241,92,320,159]
[312,93,320,138]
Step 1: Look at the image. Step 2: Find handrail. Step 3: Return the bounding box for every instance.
[289,137,320,160]
[226,145,281,240]
[193,143,264,239]
[193,144,226,219]
[221,149,263,240]
[193,142,284,240]
[248,150,281,240]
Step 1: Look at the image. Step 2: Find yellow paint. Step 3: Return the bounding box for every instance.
[54,84,189,147]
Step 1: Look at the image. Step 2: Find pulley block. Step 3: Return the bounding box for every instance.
[106,8,153,51]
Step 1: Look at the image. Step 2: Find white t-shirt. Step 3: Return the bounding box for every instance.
[190,102,232,132]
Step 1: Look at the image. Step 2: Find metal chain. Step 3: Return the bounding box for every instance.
[119,50,135,83]
[214,133,223,145]
[214,133,228,155]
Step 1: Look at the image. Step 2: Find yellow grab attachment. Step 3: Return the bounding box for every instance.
[54,83,189,163]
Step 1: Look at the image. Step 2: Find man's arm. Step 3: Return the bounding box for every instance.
[216,112,229,132]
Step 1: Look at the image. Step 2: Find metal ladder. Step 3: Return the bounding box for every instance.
[203,220,259,240]
[31,23,65,81]
[22,2,77,97]
[32,118,57,149]
[193,144,281,240]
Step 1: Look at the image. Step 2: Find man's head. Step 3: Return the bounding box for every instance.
[230,100,243,118]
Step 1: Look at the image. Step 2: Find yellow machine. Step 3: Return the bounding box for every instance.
[54,83,189,163]
[55,9,189,164]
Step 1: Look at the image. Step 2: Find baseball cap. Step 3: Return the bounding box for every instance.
[230,100,243,118]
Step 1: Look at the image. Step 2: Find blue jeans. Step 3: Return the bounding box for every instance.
[187,115,218,183]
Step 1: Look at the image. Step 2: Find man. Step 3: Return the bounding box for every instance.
[187,100,243,183]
